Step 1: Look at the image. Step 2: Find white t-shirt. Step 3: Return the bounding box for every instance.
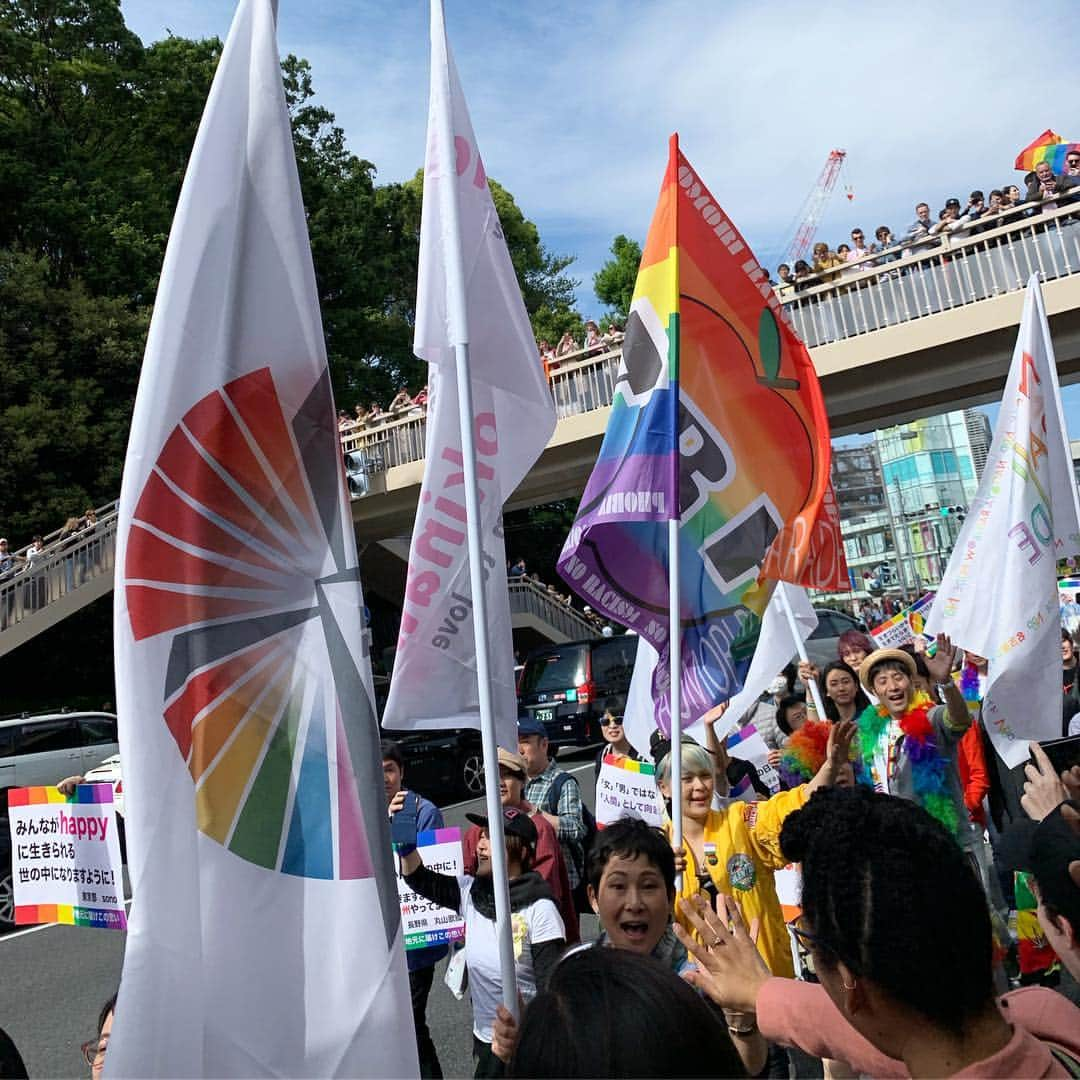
[459,876,564,1042]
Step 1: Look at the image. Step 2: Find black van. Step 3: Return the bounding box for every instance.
[517,635,637,746]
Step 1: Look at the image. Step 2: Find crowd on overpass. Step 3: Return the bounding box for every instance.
[775,151,1080,296]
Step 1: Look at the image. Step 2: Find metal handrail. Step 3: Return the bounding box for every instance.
[782,197,1080,348]
[0,505,119,633]
[507,577,598,640]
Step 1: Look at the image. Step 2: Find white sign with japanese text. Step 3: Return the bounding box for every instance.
[7,784,125,930]
[396,827,466,950]
[595,753,666,828]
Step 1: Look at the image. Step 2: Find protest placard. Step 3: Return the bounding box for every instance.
[595,754,666,828]
[7,784,126,930]
[869,593,935,649]
[396,827,465,950]
[726,724,781,799]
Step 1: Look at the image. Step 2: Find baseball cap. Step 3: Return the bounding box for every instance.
[945,197,961,208]
[497,746,527,778]
[466,805,538,847]
[517,716,547,740]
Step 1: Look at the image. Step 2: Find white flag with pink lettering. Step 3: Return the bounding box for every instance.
[382,0,555,747]
[927,275,1080,766]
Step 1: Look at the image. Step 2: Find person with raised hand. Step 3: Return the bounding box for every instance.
[657,711,856,979]
[676,786,1080,1078]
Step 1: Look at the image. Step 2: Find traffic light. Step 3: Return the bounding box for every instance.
[939,504,966,521]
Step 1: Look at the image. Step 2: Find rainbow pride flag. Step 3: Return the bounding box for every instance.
[558,135,844,732]
[1014,129,1080,173]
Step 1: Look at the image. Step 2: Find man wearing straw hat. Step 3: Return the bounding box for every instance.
[854,633,977,850]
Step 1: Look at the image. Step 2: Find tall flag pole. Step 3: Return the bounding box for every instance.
[559,135,844,779]
[107,0,416,1074]
[383,0,557,1012]
[927,275,1080,766]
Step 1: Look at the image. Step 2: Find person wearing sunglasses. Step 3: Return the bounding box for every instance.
[676,787,1080,1078]
[594,698,639,779]
[81,994,115,1080]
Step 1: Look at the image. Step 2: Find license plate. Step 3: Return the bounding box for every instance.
[535,707,555,724]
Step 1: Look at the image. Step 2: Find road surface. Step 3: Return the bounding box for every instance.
[0,754,598,1078]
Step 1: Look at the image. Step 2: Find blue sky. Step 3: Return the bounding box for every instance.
[120,0,1080,439]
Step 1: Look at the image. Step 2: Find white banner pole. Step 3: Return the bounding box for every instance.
[430,0,517,1014]
[777,583,828,718]
[668,517,684,888]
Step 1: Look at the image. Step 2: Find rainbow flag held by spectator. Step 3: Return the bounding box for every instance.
[1014,129,1080,173]
[557,135,844,735]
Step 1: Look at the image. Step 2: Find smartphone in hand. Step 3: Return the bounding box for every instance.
[390,791,419,849]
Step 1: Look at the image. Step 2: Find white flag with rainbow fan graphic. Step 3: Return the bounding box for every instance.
[109,0,415,1074]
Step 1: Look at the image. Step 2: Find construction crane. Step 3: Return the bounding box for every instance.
[782,149,848,266]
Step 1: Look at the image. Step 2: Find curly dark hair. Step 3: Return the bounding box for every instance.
[779,787,994,1035]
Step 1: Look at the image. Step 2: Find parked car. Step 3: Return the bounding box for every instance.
[517,635,637,747]
[380,725,484,802]
[84,754,123,817]
[0,711,119,794]
[0,808,11,931]
[805,608,868,670]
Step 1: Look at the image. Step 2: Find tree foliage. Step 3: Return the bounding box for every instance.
[0,0,582,544]
[593,234,642,320]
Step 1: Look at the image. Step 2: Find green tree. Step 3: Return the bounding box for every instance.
[593,234,642,320]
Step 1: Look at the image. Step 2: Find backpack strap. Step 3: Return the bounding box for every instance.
[544,771,571,816]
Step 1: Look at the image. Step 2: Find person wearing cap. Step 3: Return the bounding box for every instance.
[399,806,565,1078]
[854,633,976,850]
[461,747,578,943]
[517,716,588,907]
[382,739,447,1079]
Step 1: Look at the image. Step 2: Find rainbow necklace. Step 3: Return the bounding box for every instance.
[856,692,959,837]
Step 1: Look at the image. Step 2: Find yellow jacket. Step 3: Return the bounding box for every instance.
[667,786,808,978]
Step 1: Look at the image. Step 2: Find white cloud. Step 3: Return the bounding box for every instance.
[120,0,1080,324]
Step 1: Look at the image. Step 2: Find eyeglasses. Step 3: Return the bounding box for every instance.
[600,715,623,727]
[81,1039,107,1068]
[789,916,828,953]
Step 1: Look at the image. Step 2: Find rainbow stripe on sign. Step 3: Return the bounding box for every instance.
[7,784,114,807]
[602,756,656,777]
[15,904,126,930]
[416,828,458,847]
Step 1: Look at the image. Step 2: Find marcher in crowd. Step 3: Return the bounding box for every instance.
[677,786,1080,1078]
[801,659,869,724]
[594,698,638,778]
[462,747,578,944]
[1062,629,1080,737]
[507,948,747,1079]
[836,629,876,670]
[399,807,565,1078]
[658,703,856,979]
[82,993,116,1080]
[383,738,446,1078]
[518,717,588,909]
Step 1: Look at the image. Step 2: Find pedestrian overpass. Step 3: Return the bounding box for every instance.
[347,199,1080,542]
[4,199,1080,655]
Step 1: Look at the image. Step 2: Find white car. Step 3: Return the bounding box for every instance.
[83,753,123,817]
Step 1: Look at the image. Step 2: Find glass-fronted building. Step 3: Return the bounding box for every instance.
[875,411,982,591]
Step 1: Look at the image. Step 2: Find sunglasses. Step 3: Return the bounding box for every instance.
[789,916,830,953]
[600,715,623,727]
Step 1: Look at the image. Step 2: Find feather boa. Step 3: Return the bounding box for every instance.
[856,692,959,837]
[779,720,831,786]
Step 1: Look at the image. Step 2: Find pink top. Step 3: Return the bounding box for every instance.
[757,978,1080,1078]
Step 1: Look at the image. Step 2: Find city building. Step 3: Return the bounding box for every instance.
[964,410,992,479]
[830,445,898,602]
[875,410,982,594]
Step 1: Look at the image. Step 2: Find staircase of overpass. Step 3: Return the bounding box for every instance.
[6,198,1080,654]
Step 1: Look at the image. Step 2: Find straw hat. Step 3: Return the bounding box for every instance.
[858,648,917,694]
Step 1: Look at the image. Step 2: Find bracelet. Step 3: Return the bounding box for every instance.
[727,1020,758,1036]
